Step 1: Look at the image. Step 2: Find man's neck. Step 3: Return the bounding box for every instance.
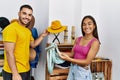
[18,20,26,27]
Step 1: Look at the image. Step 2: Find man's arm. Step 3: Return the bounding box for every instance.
[4,42,22,80]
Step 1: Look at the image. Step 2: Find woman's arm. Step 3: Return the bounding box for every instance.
[60,37,78,58]
[60,40,100,66]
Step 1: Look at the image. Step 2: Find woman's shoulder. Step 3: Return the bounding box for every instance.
[74,36,83,44]
[76,36,83,40]
[91,38,100,46]
[93,38,100,42]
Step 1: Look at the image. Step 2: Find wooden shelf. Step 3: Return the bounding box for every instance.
[0,48,4,50]
[46,59,112,80]
[0,59,4,67]
[0,38,3,80]
[46,44,72,80]
[46,43,73,52]
[0,77,3,80]
[0,41,4,64]
[0,41,4,51]
[0,41,3,44]
[91,59,112,80]
[46,44,112,80]
[50,67,69,76]
[46,43,73,47]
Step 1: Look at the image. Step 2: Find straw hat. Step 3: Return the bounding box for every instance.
[47,20,66,33]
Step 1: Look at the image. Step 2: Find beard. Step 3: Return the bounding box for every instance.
[19,17,30,27]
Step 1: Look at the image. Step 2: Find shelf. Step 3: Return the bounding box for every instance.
[0,47,4,50]
[0,41,4,67]
[46,59,112,80]
[0,41,4,50]
[47,43,73,46]
[46,44,72,80]
[47,43,73,52]
[0,77,3,80]
[0,59,4,67]
[0,37,3,80]
[46,43,112,80]
[0,44,3,46]
[0,41,3,44]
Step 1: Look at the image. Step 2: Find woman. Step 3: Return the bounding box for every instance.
[27,16,41,80]
[60,15,100,80]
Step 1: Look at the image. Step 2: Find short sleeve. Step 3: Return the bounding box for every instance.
[2,27,17,43]
[30,35,34,41]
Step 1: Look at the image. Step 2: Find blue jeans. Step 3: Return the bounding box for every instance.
[67,64,92,80]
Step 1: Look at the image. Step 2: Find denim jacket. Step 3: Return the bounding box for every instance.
[30,28,41,68]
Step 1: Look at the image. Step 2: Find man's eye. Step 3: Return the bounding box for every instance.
[29,14,32,17]
[22,12,26,15]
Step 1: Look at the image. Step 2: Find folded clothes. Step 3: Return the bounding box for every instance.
[55,61,71,69]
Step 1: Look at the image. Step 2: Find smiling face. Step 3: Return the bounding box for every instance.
[82,18,95,35]
[81,15,99,41]
[18,7,33,26]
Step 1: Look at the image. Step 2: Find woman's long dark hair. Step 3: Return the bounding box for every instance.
[81,15,100,42]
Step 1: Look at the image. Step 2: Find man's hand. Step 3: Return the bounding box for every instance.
[12,73,22,80]
[41,29,49,37]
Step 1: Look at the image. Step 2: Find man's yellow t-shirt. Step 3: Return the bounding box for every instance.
[2,21,34,73]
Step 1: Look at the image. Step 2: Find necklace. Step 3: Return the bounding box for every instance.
[83,36,93,40]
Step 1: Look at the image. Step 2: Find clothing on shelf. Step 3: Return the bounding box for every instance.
[0,17,10,30]
[55,61,70,69]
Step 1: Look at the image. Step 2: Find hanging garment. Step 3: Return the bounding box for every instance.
[45,43,65,74]
[30,28,41,68]
[0,17,10,30]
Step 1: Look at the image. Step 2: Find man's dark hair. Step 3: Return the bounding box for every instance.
[20,4,33,11]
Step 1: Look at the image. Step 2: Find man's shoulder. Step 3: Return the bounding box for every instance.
[2,22,19,33]
[6,22,19,29]
[9,21,20,27]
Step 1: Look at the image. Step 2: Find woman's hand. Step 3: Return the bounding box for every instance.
[59,52,71,61]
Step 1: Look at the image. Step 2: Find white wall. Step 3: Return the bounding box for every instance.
[0,0,49,80]
[49,0,120,79]
[1,0,120,79]
[98,0,120,79]
[48,0,75,44]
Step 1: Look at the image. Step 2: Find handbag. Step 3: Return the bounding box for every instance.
[92,62,104,80]
[92,72,104,80]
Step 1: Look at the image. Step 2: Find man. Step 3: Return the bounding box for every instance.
[2,4,49,80]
